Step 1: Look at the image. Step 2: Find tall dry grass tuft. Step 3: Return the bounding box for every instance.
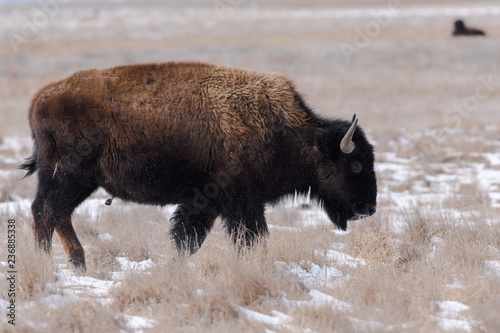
[16,217,56,300]
[346,220,394,265]
[262,227,333,264]
[198,235,305,303]
[473,298,500,332]
[21,301,127,332]
[71,203,174,279]
[18,243,55,300]
[210,254,291,306]
[439,224,489,269]
[75,210,158,261]
[290,305,352,333]
[185,291,240,324]
[152,301,255,333]
[85,237,121,279]
[110,258,191,313]
[454,174,488,210]
[394,241,425,269]
[402,206,450,245]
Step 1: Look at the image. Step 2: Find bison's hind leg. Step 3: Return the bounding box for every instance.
[170,204,219,256]
[32,170,98,273]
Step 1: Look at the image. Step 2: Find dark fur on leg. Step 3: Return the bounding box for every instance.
[170,204,219,255]
[222,203,269,250]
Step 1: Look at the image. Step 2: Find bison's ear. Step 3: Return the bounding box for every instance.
[312,127,325,148]
[312,127,334,159]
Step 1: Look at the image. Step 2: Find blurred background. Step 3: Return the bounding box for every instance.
[0,0,499,139]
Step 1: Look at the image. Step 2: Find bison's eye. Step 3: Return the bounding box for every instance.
[351,161,363,174]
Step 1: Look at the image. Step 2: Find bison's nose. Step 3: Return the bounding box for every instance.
[368,206,376,216]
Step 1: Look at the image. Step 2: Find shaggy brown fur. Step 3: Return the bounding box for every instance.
[21,61,377,271]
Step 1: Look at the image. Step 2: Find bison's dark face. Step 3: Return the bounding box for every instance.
[315,115,377,230]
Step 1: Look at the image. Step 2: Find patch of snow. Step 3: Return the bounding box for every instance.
[442,209,481,221]
[433,300,477,332]
[474,163,500,195]
[41,293,81,309]
[437,301,469,313]
[235,306,311,333]
[0,170,20,179]
[99,233,113,241]
[483,153,500,166]
[74,198,105,221]
[55,269,114,297]
[109,272,125,280]
[377,152,412,165]
[390,219,408,234]
[116,257,154,271]
[234,305,292,326]
[427,236,443,261]
[486,261,500,276]
[277,196,332,228]
[268,224,301,232]
[0,298,10,322]
[276,261,345,289]
[487,193,500,208]
[309,289,350,311]
[282,289,350,312]
[488,246,499,256]
[300,209,332,227]
[0,199,31,215]
[0,157,20,164]
[446,276,465,289]
[123,314,156,330]
[376,161,415,184]
[162,205,178,220]
[391,192,449,209]
[195,289,208,297]
[348,317,384,331]
[434,316,474,332]
[0,136,32,154]
[485,218,500,226]
[325,250,366,268]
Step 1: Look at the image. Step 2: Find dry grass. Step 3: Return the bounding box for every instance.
[16,301,127,333]
[17,233,55,300]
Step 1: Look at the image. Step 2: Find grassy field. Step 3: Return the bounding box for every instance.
[1,0,500,332]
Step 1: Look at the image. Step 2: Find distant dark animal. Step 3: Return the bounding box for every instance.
[20,62,377,272]
[453,20,485,36]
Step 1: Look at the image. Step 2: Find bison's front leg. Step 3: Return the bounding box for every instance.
[170,204,219,255]
[223,204,269,250]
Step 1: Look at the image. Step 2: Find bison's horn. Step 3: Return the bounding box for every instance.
[340,114,358,154]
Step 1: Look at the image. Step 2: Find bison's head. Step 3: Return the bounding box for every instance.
[314,115,377,230]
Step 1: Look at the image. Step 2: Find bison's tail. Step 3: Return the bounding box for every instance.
[19,135,38,178]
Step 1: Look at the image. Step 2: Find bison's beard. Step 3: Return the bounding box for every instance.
[323,200,353,231]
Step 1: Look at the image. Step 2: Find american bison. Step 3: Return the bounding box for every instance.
[453,20,486,36]
[20,62,377,272]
